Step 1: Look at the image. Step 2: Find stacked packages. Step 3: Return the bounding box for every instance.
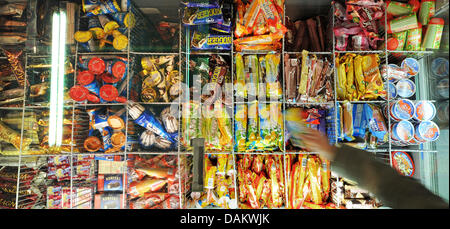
[188,154,236,209]
[386,0,444,51]
[333,0,385,51]
[336,53,386,101]
[75,0,134,52]
[182,0,232,50]
[285,15,329,52]
[127,155,181,209]
[70,56,129,104]
[284,51,334,103]
[139,56,181,103]
[234,0,286,51]
[0,2,27,44]
[236,154,285,208]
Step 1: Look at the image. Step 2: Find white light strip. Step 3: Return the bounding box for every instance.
[56,11,67,146]
[49,13,60,146]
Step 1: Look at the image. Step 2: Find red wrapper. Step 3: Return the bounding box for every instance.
[151,195,180,209]
[128,178,167,199]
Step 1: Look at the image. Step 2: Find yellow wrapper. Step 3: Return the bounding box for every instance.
[0,120,31,150]
[345,54,357,101]
[361,54,384,100]
[215,102,232,151]
[298,50,309,95]
[336,55,347,100]
[216,154,228,174]
[354,55,366,100]
[342,102,355,141]
[265,54,282,100]
[235,53,247,99]
[204,158,217,189]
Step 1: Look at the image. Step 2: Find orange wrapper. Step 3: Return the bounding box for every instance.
[242,0,262,34]
[259,0,287,36]
[234,33,283,46]
[260,179,271,207]
[235,42,282,51]
[254,174,266,202]
[321,159,330,202]
[242,154,253,170]
[246,182,259,209]
[295,155,308,208]
[303,201,326,209]
[252,155,264,174]
[217,154,228,174]
[128,178,168,199]
[269,163,282,208]
[307,156,322,205]
[289,162,300,209]
[361,54,385,100]
[135,167,175,180]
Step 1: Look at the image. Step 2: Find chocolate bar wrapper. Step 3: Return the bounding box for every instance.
[298,50,309,95]
[244,55,259,101]
[306,18,321,52]
[336,55,347,100]
[181,0,220,8]
[182,7,224,25]
[2,49,26,87]
[234,53,247,99]
[344,54,357,101]
[191,31,231,50]
[294,20,306,51]
[94,193,124,209]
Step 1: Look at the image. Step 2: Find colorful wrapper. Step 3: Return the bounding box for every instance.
[246,102,259,150]
[344,54,357,101]
[362,54,384,100]
[405,25,422,51]
[354,55,366,100]
[342,102,355,141]
[245,55,259,101]
[181,0,220,8]
[234,53,247,99]
[258,103,271,149]
[191,31,232,50]
[133,110,175,143]
[265,54,282,100]
[364,104,388,142]
[215,103,232,151]
[234,104,247,152]
[183,7,224,25]
[86,0,121,17]
[336,55,347,100]
[352,103,367,139]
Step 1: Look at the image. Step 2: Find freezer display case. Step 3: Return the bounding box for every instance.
[0,0,448,209]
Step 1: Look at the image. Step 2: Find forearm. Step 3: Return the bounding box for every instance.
[330,145,448,209]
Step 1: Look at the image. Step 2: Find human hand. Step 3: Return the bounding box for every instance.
[298,128,337,161]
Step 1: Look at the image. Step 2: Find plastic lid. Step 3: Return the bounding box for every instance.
[416,120,440,141]
[84,136,102,152]
[101,72,119,84]
[69,85,89,101]
[429,18,445,25]
[112,61,126,79]
[396,79,416,98]
[393,99,415,120]
[88,57,105,75]
[113,34,128,51]
[107,115,125,130]
[77,71,95,86]
[111,132,126,147]
[387,37,399,50]
[393,120,415,141]
[414,101,436,121]
[392,151,415,176]
[99,84,119,102]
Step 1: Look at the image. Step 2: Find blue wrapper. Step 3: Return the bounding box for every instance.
[364,104,388,142]
[86,0,121,17]
[352,104,366,138]
[100,126,114,151]
[191,31,231,50]
[336,105,343,142]
[87,108,97,136]
[82,0,100,12]
[183,7,224,25]
[134,110,175,143]
[88,16,103,29]
[210,21,232,34]
[181,0,220,8]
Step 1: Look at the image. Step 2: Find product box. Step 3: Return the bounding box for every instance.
[97,174,124,192]
[94,193,124,209]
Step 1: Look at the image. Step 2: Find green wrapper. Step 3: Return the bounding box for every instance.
[257,103,270,150]
[234,104,247,152]
[246,101,259,151]
[202,104,220,151]
[393,31,408,51]
[405,26,422,51]
[182,101,202,149]
[215,103,232,151]
[258,56,267,101]
[270,103,283,150]
[386,1,413,17]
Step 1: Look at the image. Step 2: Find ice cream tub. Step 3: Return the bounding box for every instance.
[389,99,415,121]
[396,78,415,98]
[414,120,440,142]
[391,120,414,142]
[431,57,449,78]
[382,82,397,100]
[392,151,415,177]
[414,101,436,121]
[401,57,420,78]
